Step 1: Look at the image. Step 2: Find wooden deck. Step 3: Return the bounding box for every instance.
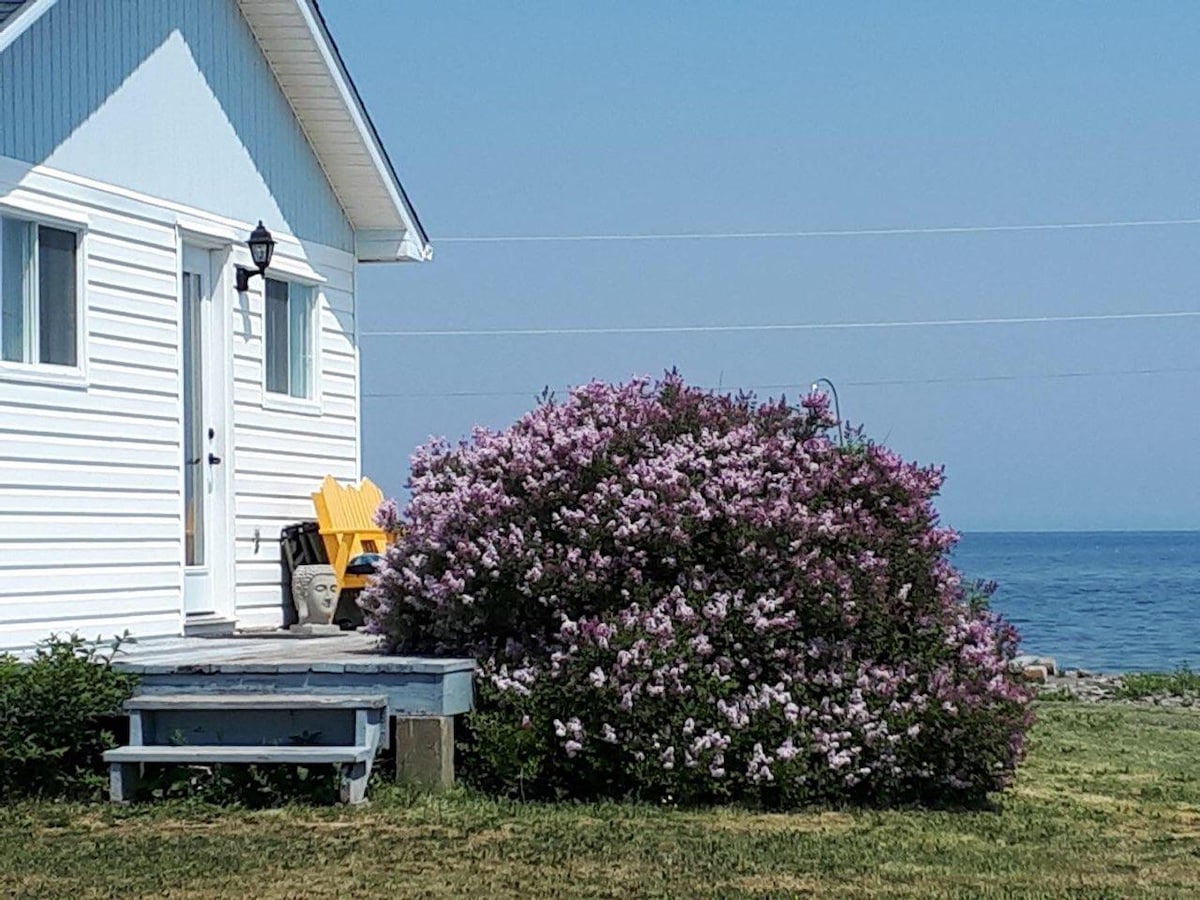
[111,631,476,717]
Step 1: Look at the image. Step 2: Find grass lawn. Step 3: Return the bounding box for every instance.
[3,703,1200,899]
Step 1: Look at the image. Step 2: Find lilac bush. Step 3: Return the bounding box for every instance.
[362,374,1032,806]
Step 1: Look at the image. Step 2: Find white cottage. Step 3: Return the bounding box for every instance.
[0,0,430,649]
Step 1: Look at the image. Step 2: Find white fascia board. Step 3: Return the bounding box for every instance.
[355,228,433,264]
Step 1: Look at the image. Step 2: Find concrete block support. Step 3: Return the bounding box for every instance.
[394,715,454,790]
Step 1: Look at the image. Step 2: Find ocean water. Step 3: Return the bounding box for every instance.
[953,531,1200,673]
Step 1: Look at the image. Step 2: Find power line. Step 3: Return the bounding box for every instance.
[768,365,1200,389]
[436,216,1200,245]
[362,364,1200,401]
[362,309,1200,338]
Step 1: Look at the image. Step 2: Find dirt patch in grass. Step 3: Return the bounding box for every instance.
[723,873,823,895]
[691,809,856,834]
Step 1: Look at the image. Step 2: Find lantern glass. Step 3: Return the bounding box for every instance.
[247,221,275,271]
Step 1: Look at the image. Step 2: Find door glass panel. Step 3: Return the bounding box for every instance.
[182,270,205,566]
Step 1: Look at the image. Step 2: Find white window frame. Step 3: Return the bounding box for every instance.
[0,205,88,388]
[261,274,322,415]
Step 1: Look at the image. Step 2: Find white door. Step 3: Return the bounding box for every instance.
[181,245,230,617]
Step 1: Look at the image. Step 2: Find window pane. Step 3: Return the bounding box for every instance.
[288,285,313,398]
[1,217,32,363]
[37,226,77,367]
[264,277,289,394]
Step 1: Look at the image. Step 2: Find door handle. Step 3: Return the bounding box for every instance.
[208,453,222,466]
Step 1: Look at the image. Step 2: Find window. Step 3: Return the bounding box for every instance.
[0,216,79,368]
[264,277,315,399]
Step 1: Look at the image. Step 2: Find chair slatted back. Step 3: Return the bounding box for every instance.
[311,476,389,591]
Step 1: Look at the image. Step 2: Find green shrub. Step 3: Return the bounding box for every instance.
[139,762,344,808]
[0,633,138,800]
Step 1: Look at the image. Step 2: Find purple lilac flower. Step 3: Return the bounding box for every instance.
[361,373,1033,807]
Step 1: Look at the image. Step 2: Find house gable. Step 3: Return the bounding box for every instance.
[0,0,354,251]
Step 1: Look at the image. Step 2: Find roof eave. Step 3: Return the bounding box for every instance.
[299,0,432,263]
[356,229,434,264]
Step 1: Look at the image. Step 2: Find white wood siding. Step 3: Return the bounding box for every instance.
[0,167,183,648]
[0,163,360,650]
[0,0,384,649]
[230,242,359,629]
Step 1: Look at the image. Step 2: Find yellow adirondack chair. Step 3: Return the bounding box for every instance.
[311,475,388,592]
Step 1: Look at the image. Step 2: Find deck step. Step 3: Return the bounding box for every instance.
[182,615,238,637]
[104,744,375,765]
[105,743,378,804]
[124,692,388,711]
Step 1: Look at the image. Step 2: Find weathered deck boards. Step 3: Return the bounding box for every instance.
[105,631,471,793]
[105,745,377,765]
[111,632,475,717]
[125,692,389,710]
[112,631,471,674]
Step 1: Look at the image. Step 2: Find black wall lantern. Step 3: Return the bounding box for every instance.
[235,221,276,291]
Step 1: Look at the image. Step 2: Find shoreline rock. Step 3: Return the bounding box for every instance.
[1039,670,1123,702]
[1009,655,1197,706]
[1012,654,1057,677]
[1022,664,1049,684]
[1035,669,1198,707]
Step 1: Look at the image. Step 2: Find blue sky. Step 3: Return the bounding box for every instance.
[321,2,1200,532]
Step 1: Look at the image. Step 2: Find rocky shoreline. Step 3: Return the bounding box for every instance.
[1012,655,1199,707]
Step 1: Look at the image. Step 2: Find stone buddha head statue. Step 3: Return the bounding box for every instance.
[291,564,339,625]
